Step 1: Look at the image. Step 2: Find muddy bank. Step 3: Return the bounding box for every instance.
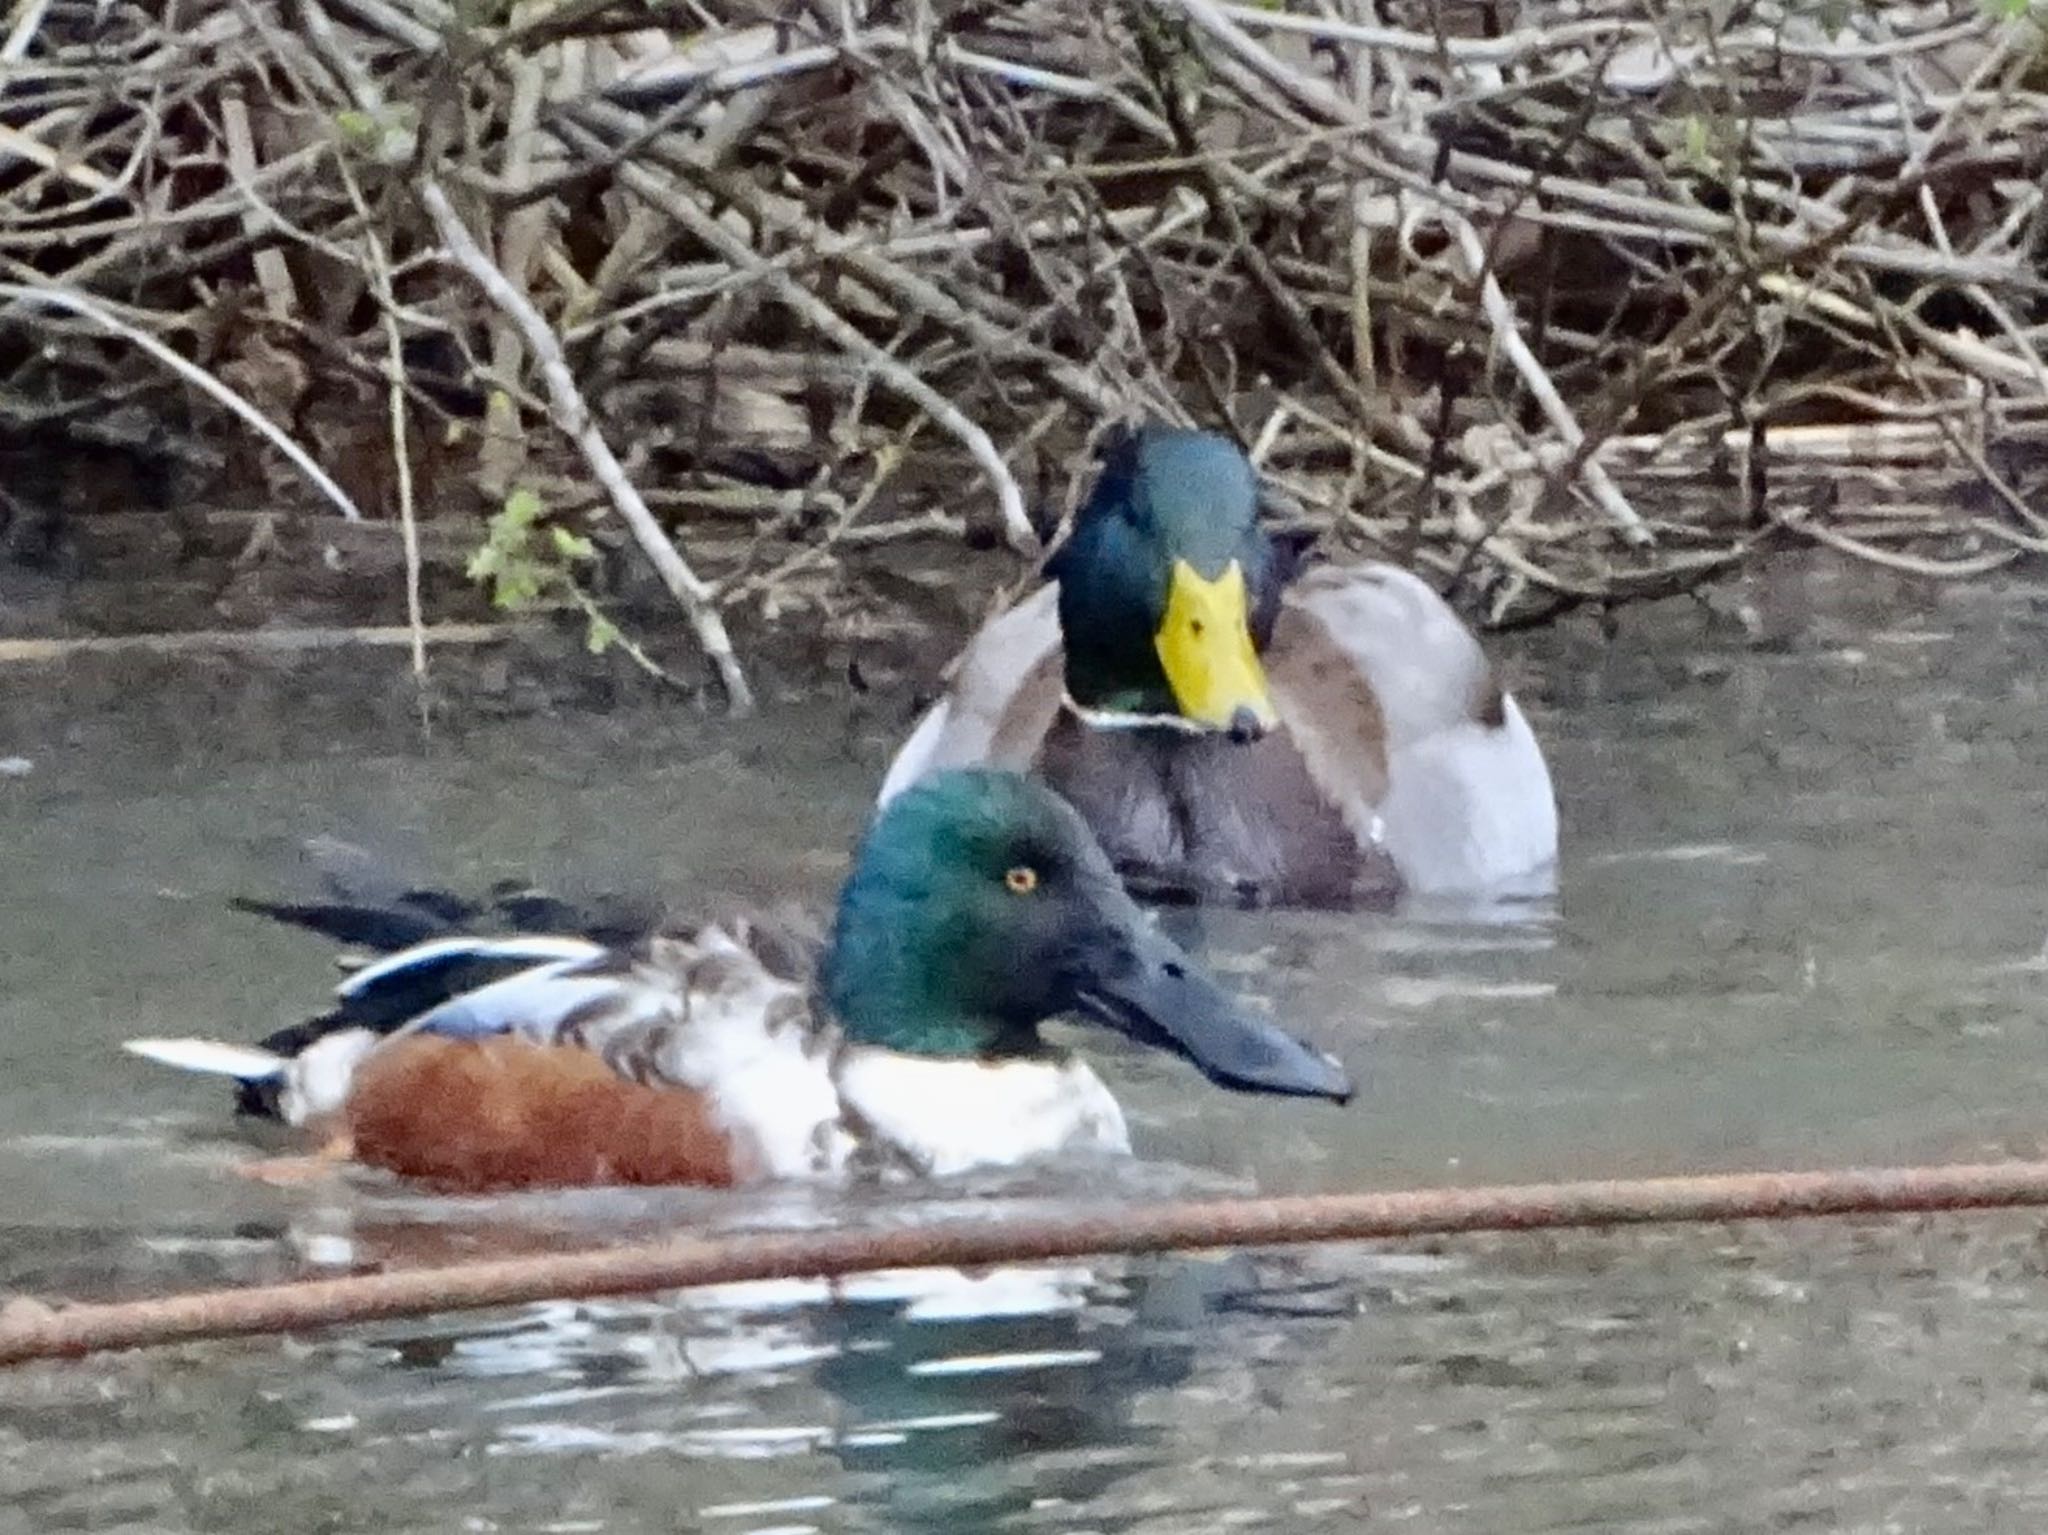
[0,497,1032,747]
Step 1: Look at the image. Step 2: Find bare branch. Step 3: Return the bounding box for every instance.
[419,181,756,715]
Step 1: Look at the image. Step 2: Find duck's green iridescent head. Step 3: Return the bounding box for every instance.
[1050,427,1284,737]
[823,770,1350,1101]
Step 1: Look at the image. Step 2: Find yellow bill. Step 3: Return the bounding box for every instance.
[1154,559,1279,734]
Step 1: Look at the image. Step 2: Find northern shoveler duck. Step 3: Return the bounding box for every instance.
[125,770,1351,1190]
[878,427,1559,907]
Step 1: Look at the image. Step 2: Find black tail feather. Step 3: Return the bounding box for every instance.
[237,1007,353,1120]
[229,895,468,953]
[234,887,668,950]
[235,834,670,955]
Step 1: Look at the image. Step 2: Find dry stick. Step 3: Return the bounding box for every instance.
[1853,274,2048,542]
[1780,514,2020,578]
[311,6,428,688]
[14,1159,2048,1366]
[0,120,119,196]
[1180,0,2030,292]
[355,185,428,690]
[0,283,365,522]
[1216,2,1993,67]
[558,101,1124,414]
[1348,183,1376,401]
[1420,139,2028,291]
[0,624,511,665]
[942,39,1175,144]
[1755,273,2037,390]
[1896,19,2022,187]
[34,0,2046,622]
[726,175,1124,418]
[1966,280,2048,398]
[321,0,442,52]
[1214,3,1643,63]
[561,105,1097,501]
[1489,182,1918,573]
[1161,0,1652,536]
[418,180,755,715]
[219,91,297,321]
[586,150,1039,555]
[1448,215,1651,545]
[298,0,400,109]
[1196,153,1386,437]
[475,53,549,500]
[0,0,52,63]
[3,141,332,261]
[723,425,922,605]
[1759,267,2048,541]
[8,81,181,218]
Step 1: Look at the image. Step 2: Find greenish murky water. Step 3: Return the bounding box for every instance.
[3,554,2048,1532]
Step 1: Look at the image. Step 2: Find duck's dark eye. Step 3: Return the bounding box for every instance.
[1189,619,1205,637]
[1004,865,1040,895]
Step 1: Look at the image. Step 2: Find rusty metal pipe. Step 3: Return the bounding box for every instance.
[8,1158,2048,1367]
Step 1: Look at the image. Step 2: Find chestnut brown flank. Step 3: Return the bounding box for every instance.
[347,1036,738,1191]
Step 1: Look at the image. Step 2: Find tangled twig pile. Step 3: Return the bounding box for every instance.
[4,0,2047,703]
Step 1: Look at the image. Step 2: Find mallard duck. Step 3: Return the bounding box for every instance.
[124,770,1351,1189]
[879,427,1559,907]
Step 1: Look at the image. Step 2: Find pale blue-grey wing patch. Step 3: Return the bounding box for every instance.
[401,954,674,1045]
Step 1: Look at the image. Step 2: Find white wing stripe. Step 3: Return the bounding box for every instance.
[338,935,608,999]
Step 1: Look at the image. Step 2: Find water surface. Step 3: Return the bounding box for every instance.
[3,556,2047,1532]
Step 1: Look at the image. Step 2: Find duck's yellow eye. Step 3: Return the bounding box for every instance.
[1004,865,1040,895]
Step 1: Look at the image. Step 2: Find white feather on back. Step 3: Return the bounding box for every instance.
[633,928,851,1181]
[834,1047,1130,1177]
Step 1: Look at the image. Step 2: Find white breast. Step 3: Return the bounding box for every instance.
[833,1048,1131,1178]
[690,1017,852,1183]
